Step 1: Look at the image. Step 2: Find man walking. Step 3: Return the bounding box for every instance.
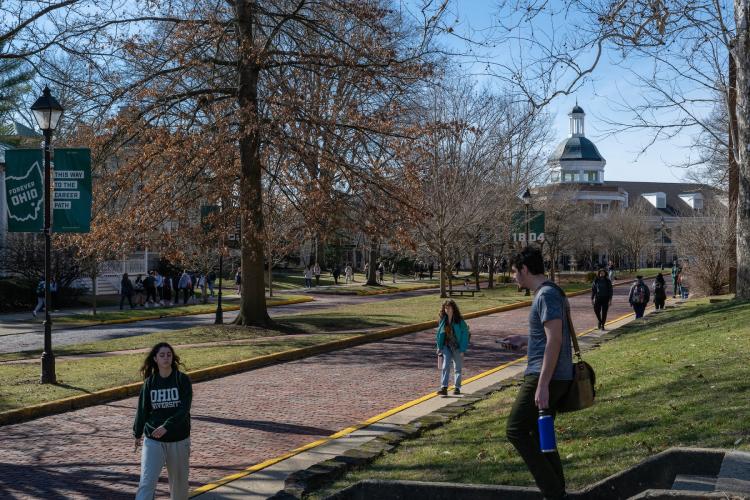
[671,262,680,298]
[628,275,650,319]
[506,247,573,500]
[591,268,613,330]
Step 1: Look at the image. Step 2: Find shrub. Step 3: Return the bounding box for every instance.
[0,279,35,312]
[585,271,597,282]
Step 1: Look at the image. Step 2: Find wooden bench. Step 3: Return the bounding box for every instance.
[449,289,476,297]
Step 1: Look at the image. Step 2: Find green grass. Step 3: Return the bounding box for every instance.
[55,294,308,326]
[274,284,587,332]
[311,295,750,498]
[0,331,351,412]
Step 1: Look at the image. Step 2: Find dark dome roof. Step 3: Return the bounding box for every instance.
[571,105,585,114]
[550,136,604,162]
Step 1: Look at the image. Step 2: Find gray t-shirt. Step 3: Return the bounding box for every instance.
[524,283,574,380]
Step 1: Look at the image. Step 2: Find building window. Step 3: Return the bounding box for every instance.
[562,171,576,182]
[586,171,598,182]
[593,203,609,215]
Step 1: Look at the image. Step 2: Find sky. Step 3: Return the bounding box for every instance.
[420,0,720,184]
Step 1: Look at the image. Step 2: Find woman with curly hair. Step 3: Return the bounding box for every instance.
[435,299,471,396]
[133,342,192,500]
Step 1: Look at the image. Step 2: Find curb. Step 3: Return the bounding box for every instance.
[0,283,627,428]
[272,309,649,499]
[52,296,314,329]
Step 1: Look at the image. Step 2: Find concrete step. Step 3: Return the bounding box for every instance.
[716,451,750,494]
[671,475,716,491]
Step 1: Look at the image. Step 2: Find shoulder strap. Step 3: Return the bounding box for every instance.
[539,281,582,362]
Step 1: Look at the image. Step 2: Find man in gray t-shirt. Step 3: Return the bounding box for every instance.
[526,285,574,381]
[506,247,573,500]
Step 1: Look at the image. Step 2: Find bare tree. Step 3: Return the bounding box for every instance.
[604,200,655,272]
[673,201,734,295]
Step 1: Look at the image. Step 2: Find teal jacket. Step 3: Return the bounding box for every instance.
[436,317,470,353]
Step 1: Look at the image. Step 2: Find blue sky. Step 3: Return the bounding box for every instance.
[421,0,718,184]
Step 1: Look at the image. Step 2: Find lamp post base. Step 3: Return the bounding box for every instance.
[40,350,56,384]
[214,305,223,325]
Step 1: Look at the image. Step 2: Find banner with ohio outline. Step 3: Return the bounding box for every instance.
[5,149,44,232]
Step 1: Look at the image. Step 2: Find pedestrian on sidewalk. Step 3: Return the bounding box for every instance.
[332,264,341,285]
[120,273,135,310]
[178,271,192,306]
[207,271,216,297]
[391,261,397,283]
[235,267,242,295]
[163,274,173,306]
[628,275,650,319]
[344,264,353,284]
[133,342,192,500]
[304,265,313,288]
[652,273,667,310]
[435,299,470,396]
[591,268,613,330]
[506,246,573,500]
[144,271,157,307]
[32,277,46,318]
[671,262,680,298]
[134,275,145,307]
[429,262,434,280]
[313,262,321,287]
[377,262,384,284]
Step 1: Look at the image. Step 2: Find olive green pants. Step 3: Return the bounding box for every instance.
[506,375,572,499]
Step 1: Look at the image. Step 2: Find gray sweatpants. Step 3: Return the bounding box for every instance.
[136,437,190,500]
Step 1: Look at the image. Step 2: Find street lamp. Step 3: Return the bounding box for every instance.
[31,86,64,384]
[522,188,531,295]
[660,216,666,270]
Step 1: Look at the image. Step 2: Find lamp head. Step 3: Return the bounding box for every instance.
[31,86,64,132]
[522,188,531,206]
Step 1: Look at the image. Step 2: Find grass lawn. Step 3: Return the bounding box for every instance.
[311,296,750,498]
[55,294,309,327]
[274,284,588,332]
[0,330,351,412]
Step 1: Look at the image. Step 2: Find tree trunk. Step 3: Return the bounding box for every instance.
[737,0,750,299]
[487,245,495,289]
[91,265,97,317]
[366,244,378,285]
[729,42,740,293]
[233,2,270,326]
[439,250,447,298]
[268,248,273,297]
[474,248,480,291]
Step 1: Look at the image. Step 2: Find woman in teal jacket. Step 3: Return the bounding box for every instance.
[436,299,470,396]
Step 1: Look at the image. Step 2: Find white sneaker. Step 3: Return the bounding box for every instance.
[32,311,37,318]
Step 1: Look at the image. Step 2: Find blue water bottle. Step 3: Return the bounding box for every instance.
[538,410,557,453]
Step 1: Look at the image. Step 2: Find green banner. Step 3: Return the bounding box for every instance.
[511,210,545,243]
[5,149,44,232]
[52,148,91,233]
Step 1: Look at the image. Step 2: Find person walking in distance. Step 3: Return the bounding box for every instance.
[235,267,242,295]
[120,273,135,310]
[313,262,321,287]
[32,276,45,318]
[435,299,470,396]
[344,264,353,284]
[303,265,313,288]
[133,342,192,500]
[506,247,573,500]
[628,275,651,319]
[671,262,680,298]
[178,271,192,306]
[590,268,613,330]
[653,273,667,310]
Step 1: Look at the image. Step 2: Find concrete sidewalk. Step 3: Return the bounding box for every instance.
[196,304,647,499]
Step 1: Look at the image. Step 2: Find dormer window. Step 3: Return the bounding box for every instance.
[642,192,666,209]
[679,193,704,210]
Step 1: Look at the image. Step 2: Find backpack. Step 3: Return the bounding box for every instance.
[632,283,648,305]
[36,281,45,297]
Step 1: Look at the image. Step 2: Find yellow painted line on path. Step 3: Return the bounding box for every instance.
[192,297,637,497]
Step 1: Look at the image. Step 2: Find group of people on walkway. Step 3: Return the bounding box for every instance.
[120,270,219,310]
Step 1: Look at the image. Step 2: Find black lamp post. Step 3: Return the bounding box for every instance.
[660,217,666,270]
[522,188,532,295]
[31,86,64,385]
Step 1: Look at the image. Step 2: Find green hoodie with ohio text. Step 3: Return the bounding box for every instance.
[133,370,192,442]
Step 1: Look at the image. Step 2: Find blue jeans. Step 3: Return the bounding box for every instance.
[304,277,312,287]
[440,346,463,389]
[633,303,646,318]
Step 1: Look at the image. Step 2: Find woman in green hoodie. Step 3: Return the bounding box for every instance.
[435,299,471,396]
[133,342,192,500]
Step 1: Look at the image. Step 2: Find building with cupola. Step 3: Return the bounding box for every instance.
[537,103,723,270]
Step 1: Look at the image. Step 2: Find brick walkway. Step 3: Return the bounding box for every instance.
[0,285,636,499]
